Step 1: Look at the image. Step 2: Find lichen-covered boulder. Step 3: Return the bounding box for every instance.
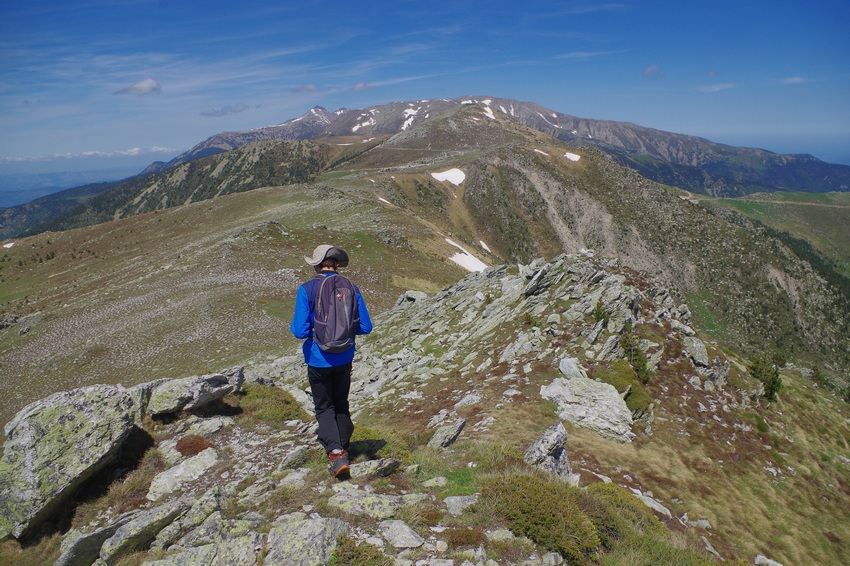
[143,534,263,566]
[683,336,710,368]
[146,367,243,416]
[0,385,136,540]
[146,448,219,502]
[99,498,190,563]
[55,510,140,566]
[264,517,349,565]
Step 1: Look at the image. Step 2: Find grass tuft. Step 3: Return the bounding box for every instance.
[231,384,310,430]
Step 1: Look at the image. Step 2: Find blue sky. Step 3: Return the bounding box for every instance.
[2,0,849,178]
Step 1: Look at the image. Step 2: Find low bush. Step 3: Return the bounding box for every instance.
[329,535,392,566]
[479,473,600,564]
[576,482,664,549]
[593,360,652,416]
[175,434,213,457]
[748,354,782,402]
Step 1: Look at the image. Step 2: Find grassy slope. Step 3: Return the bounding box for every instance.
[0,183,469,428]
[717,192,850,279]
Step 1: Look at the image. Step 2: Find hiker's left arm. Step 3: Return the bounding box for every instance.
[357,291,373,335]
[290,286,312,339]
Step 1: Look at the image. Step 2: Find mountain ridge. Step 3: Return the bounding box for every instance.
[149,95,850,197]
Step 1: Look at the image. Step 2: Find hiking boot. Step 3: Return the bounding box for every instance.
[328,450,350,478]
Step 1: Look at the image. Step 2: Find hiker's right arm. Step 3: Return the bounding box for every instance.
[290,286,311,339]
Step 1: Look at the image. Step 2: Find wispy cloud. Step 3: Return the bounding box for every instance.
[0,147,175,164]
[697,83,736,93]
[200,104,250,118]
[288,84,324,94]
[114,78,161,95]
[556,50,624,60]
[780,76,808,85]
[642,64,664,79]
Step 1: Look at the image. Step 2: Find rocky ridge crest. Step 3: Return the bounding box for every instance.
[0,253,797,565]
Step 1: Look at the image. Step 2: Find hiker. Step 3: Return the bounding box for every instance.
[290,244,373,477]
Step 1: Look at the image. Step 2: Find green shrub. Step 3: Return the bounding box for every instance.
[445,526,487,547]
[602,535,720,566]
[577,482,665,549]
[479,473,600,564]
[620,329,650,384]
[329,535,392,566]
[232,384,309,429]
[748,354,782,402]
[593,361,652,417]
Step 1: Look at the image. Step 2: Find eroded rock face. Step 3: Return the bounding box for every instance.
[0,385,136,540]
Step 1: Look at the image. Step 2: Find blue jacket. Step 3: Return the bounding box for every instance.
[290,272,373,367]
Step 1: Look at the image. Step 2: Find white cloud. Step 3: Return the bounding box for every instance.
[0,147,175,164]
[780,77,808,85]
[200,103,250,117]
[697,83,736,93]
[114,78,162,95]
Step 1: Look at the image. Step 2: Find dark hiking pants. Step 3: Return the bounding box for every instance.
[307,362,353,453]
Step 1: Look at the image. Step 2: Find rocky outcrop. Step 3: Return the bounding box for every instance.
[0,385,136,540]
[523,422,576,482]
[0,367,245,541]
[541,376,635,442]
[146,367,244,416]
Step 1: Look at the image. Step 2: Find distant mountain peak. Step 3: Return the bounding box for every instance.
[138,95,850,194]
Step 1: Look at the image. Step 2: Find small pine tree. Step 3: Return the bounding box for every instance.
[749,354,782,402]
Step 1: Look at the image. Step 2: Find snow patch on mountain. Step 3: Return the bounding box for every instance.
[402,107,421,130]
[431,168,466,186]
[564,152,581,162]
[352,117,376,133]
[537,112,562,129]
[534,149,549,156]
[445,238,488,272]
[482,106,496,120]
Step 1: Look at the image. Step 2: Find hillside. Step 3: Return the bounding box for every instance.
[1,103,849,429]
[4,96,850,241]
[1,254,848,565]
[155,95,850,197]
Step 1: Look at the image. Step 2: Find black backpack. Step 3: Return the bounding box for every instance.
[312,274,360,353]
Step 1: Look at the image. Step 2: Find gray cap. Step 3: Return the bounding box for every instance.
[304,244,349,267]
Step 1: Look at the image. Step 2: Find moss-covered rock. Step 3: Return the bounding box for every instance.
[0,385,136,540]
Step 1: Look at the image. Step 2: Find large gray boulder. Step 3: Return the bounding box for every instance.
[683,337,710,368]
[0,385,136,540]
[54,511,140,566]
[541,370,635,443]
